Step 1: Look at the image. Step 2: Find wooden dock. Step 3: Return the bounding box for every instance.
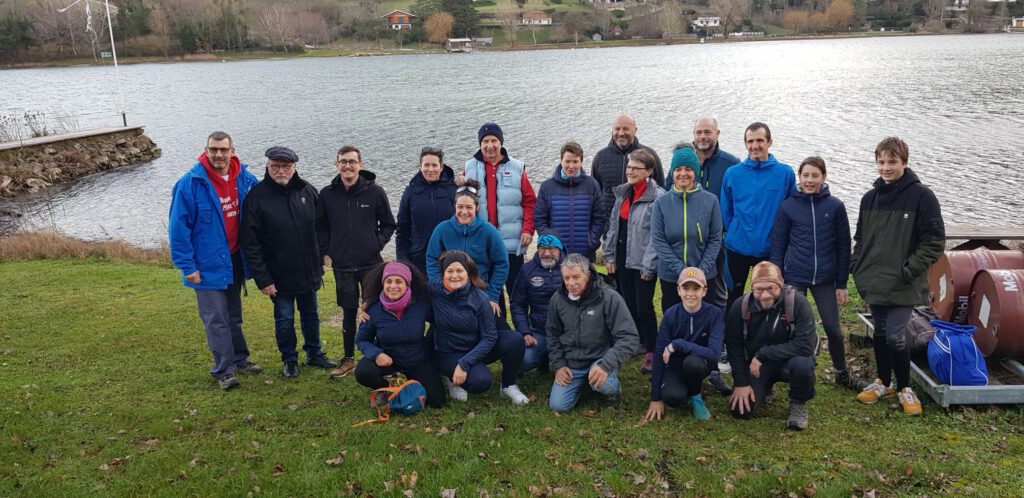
[0,127,145,152]
[945,226,1024,250]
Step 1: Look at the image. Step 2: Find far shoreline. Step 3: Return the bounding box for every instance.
[0,30,961,70]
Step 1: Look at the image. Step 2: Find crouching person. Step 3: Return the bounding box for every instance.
[727,261,817,430]
[645,268,724,422]
[546,254,639,412]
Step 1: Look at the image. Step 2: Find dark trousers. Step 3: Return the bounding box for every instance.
[792,283,846,372]
[496,253,524,330]
[354,357,446,408]
[726,249,766,313]
[709,250,728,311]
[271,291,322,363]
[731,356,816,419]
[334,268,369,358]
[661,280,722,372]
[870,305,913,390]
[661,354,712,407]
[618,268,658,352]
[435,329,525,392]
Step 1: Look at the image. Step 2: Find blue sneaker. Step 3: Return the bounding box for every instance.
[690,395,711,421]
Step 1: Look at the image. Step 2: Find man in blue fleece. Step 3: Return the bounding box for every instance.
[720,122,795,312]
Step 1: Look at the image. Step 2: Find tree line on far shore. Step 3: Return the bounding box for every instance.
[1,0,1019,64]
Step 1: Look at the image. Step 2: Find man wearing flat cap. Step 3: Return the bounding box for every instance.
[242,146,337,378]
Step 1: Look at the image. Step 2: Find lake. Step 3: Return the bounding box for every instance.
[2,34,1022,248]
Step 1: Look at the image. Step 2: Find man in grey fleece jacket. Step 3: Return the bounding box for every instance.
[546,253,640,412]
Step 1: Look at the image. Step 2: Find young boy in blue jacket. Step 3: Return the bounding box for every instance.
[644,267,724,421]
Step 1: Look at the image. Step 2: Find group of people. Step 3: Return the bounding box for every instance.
[169,115,944,429]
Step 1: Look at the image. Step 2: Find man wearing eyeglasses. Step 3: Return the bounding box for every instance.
[316,145,397,378]
[169,131,262,390]
[241,147,338,379]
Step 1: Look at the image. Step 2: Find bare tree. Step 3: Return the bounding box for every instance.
[964,0,988,32]
[293,10,330,47]
[922,0,947,21]
[824,0,854,30]
[148,4,172,57]
[256,4,296,52]
[711,0,750,37]
[496,9,520,47]
[424,11,454,45]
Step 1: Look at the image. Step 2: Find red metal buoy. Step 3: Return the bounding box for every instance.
[968,269,1024,358]
[928,250,1024,323]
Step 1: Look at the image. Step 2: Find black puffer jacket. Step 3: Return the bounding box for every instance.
[316,170,397,272]
[591,138,664,216]
[241,171,322,294]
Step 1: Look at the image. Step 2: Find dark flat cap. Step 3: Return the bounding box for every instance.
[265,146,298,163]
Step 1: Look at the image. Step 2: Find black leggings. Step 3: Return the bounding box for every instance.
[354,357,446,408]
[726,249,765,313]
[792,282,847,372]
[661,354,712,407]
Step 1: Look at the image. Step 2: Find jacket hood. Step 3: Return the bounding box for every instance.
[473,148,510,165]
[190,157,249,182]
[551,164,589,185]
[607,137,641,153]
[740,154,781,171]
[665,182,704,200]
[329,169,377,191]
[409,164,455,186]
[447,212,485,236]
[793,183,832,201]
[872,167,921,193]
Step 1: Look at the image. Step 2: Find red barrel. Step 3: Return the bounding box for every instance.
[928,250,1024,323]
[968,269,1024,358]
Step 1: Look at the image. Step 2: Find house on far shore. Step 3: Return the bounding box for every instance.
[522,10,553,25]
[446,38,473,52]
[383,10,415,30]
[691,16,721,29]
[1008,17,1024,32]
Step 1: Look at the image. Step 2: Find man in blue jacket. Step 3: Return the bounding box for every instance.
[510,231,565,374]
[534,142,607,261]
[169,132,262,390]
[692,116,740,309]
[720,122,795,312]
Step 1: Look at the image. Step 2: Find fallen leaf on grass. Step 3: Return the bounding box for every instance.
[802,485,817,496]
[567,462,585,471]
[403,491,414,498]
[440,488,457,498]
[583,410,597,418]
[251,441,261,450]
[244,452,257,460]
[326,451,346,466]
[624,472,645,485]
[838,461,862,471]
[634,449,650,460]
[243,414,254,424]
[904,465,913,476]
[271,463,285,476]
[436,427,450,436]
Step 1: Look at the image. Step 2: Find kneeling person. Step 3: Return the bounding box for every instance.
[510,230,565,374]
[546,254,639,412]
[645,268,724,422]
[727,262,817,430]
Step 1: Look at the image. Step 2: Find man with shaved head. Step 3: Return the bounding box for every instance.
[592,114,664,218]
[692,116,740,200]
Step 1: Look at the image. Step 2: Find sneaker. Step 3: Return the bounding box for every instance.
[283,361,299,378]
[218,373,239,390]
[856,379,896,404]
[307,354,339,369]
[690,395,711,421]
[717,357,732,375]
[235,361,263,375]
[708,371,733,395]
[787,401,809,430]
[835,370,870,391]
[640,352,653,374]
[898,387,923,416]
[500,384,530,405]
[443,377,468,402]
[329,357,355,378]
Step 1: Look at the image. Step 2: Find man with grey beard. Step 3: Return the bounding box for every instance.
[510,230,566,374]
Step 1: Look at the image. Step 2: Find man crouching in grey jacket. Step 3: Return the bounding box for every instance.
[546,253,640,412]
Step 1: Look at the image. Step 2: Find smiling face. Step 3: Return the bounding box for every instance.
[673,165,696,191]
[561,151,583,177]
[561,265,589,296]
[205,137,234,174]
[692,117,720,153]
[420,154,442,182]
[335,151,362,185]
[612,115,637,149]
[875,151,907,184]
[267,159,295,186]
[752,282,782,308]
[678,282,707,312]
[383,275,409,301]
[480,136,502,163]
[455,195,478,225]
[744,127,772,162]
[625,159,651,185]
[799,164,825,194]
[443,262,468,289]
[538,245,560,269]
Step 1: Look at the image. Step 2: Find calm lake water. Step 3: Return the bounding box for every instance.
[3,34,1022,248]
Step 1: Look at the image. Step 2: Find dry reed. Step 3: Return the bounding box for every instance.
[0,230,170,265]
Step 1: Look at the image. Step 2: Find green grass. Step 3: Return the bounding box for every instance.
[1,259,1022,496]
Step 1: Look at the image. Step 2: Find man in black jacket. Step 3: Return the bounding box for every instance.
[316,145,397,378]
[591,114,664,221]
[726,261,817,430]
[242,147,338,378]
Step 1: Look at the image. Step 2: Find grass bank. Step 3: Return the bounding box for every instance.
[1,240,1022,496]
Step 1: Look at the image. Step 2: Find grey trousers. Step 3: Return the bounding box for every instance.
[196,280,250,379]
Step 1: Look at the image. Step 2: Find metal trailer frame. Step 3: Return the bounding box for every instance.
[855,313,1024,408]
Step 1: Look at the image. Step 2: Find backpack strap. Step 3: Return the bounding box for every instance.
[740,292,753,342]
[782,285,797,325]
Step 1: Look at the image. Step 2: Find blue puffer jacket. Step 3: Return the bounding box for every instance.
[534,165,606,260]
[650,186,723,282]
[770,185,851,288]
[396,165,457,271]
[169,161,259,290]
[425,215,510,302]
[356,299,433,369]
[720,154,796,257]
[429,281,497,371]
[510,251,564,337]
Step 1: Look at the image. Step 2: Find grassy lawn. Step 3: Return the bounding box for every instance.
[1,258,1022,496]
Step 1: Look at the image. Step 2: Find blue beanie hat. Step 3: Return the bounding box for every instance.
[537,232,564,251]
[478,122,504,145]
[668,146,701,182]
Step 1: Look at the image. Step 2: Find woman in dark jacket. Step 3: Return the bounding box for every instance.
[430,251,529,405]
[354,261,445,408]
[770,156,860,390]
[396,147,457,275]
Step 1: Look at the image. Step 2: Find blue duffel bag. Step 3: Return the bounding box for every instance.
[927,320,988,386]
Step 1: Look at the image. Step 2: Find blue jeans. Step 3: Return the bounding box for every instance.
[520,334,548,374]
[548,362,621,412]
[272,291,323,362]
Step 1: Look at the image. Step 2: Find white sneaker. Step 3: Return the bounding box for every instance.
[443,377,468,402]
[717,359,732,375]
[500,384,530,405]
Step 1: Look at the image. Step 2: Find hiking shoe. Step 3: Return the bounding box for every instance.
[764,386,776,405]
[690,394,711,421]
[835,369,870,391]
[307,354,338,369]
[899,387,923,416]
[500,384,530,405]
[640,352,654,374]
[235,361,263,375]
[856,379,896,404]
[218,373,239,390]
[708,371,733,395]
[283,361,299,378]
[787,401,809,430]
[443,377,468,402]
[329,357,355,378]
